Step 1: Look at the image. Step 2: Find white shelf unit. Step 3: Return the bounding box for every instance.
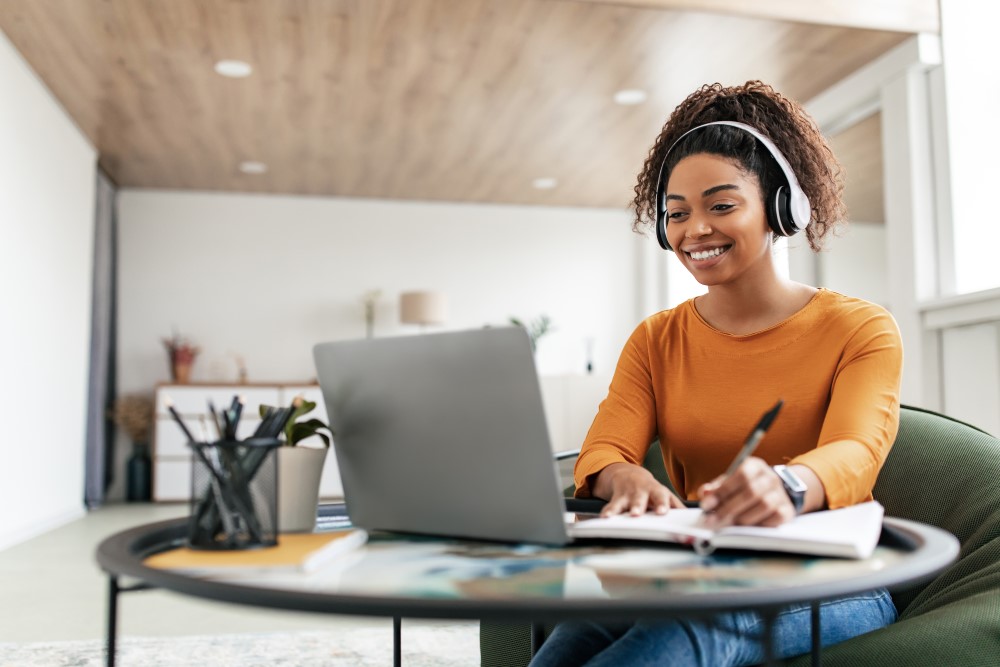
[152,383,339,502]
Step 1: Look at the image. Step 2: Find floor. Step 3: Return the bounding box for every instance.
[0,503,403,643]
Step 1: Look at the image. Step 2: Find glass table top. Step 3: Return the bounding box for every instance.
[112,512,956,618]
[191,530,910,604]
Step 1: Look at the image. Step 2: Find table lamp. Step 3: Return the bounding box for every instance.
[400,291,448,332]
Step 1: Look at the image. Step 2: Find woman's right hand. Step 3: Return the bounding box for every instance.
[593,462,686,517]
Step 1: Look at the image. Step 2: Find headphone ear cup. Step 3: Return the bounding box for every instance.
[770,186,798,237]
[656,210,672,251]
[655,190,672,250]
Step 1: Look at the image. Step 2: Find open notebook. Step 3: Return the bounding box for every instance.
[568,501,884,559]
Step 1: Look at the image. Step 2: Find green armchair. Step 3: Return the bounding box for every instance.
[480,405,1000,666]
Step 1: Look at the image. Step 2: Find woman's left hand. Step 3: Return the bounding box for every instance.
[696,457,794,528]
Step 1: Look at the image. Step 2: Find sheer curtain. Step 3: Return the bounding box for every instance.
[84,169,117,508]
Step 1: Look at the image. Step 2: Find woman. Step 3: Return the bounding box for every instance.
[530,81,902,666]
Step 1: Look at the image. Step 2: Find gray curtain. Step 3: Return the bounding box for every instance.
[84,169,117,508]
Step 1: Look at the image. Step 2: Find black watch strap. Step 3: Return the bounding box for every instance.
[773,464,807,514]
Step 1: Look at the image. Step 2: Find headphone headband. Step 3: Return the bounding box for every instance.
[653,120,811,250]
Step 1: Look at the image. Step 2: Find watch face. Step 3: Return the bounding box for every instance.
[773,465,807,514]
[774,465,807,494]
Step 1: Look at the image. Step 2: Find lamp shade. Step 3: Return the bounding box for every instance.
[399,291,448,326]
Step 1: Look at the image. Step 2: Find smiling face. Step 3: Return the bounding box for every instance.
[664,153,776,289]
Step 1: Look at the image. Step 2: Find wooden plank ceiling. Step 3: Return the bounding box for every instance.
[0,0,913,208]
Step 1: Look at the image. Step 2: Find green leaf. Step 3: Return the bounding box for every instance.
[283,399,317,442]
[509,314,553,354]
[288,419,332,447]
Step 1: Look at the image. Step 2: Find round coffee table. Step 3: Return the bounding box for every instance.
[97,506,958,667]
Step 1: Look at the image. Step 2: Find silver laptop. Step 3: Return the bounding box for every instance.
[312,326,576,545]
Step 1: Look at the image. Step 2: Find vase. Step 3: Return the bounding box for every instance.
[126,443,152,502]
[172,360,193,384]
[277,445,328,532]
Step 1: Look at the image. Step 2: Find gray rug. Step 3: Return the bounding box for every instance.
[0,625,481,666]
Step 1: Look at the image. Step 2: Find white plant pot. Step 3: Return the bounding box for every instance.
[277,445,328,533]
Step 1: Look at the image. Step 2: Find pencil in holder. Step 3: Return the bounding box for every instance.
[187,437,280,550]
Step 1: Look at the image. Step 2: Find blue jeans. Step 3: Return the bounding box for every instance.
[529,588,896,667]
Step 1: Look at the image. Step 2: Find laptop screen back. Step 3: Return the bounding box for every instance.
[312,326,571,544]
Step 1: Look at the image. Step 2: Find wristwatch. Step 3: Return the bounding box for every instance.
[773,465,807,514]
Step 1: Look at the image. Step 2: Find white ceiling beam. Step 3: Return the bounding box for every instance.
[568,0,940,34]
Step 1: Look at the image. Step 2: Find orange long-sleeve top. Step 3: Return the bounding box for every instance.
[574,289,903,510]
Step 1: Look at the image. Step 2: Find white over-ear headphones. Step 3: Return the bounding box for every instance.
[653,121,811,250]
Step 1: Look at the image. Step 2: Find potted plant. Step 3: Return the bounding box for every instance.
[261,397,334,532]
[162,331,200,384]
[509,314,554,354]
[283,398,333,448]
[111,393,155,501]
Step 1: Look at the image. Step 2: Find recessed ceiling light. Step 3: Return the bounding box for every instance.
[214,59,253,78]
[238,161,268,175]
[532,177,558,190]
[613,89,648,106]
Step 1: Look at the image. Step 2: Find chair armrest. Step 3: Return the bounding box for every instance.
[553,449,581,462]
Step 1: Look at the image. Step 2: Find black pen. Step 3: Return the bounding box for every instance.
[723,399,784,477]
[227,394,245,440]
[163,396,197,443]
[230,394,244,423]
[698,399,784,526]
[207,400,224,440]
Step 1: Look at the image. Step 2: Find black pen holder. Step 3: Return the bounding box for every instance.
[187,438,280,550]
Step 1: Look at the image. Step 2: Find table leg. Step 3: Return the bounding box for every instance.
[394,616,401,667]
[811,601,822,666]
[106,575,119,667]
[530,623,546,656]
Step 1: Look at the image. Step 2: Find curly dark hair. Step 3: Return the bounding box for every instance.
[631,81,846,252]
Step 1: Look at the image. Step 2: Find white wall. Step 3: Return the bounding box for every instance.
[819,223,889,307]
[787,223,888,307]
[117,191,638,394]
[115,191,639,497]
[0,30,96,550]
[113,191,644,500]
